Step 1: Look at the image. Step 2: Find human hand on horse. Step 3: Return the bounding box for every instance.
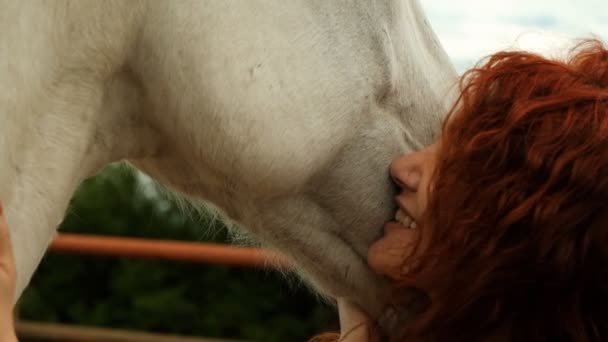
[0,202,18,341]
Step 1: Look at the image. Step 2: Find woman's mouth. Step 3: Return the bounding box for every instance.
[394,208,417,229]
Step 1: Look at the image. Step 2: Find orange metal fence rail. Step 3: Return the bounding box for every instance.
[49,233,290,269]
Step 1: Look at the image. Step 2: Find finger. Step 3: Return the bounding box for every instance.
[337,298,374,341]
[338,298,371,328]
[0,203,15,268]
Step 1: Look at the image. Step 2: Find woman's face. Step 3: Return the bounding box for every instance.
[367,142,439,279]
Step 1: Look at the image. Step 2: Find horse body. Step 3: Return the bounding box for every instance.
[0,0,456,328]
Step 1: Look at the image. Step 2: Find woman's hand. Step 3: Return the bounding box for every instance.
[0,202,18,341]
[337,298,379,342]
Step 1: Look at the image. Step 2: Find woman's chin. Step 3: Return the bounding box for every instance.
[367,222,419,279]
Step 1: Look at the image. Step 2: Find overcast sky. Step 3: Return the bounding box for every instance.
[420,1,608,72]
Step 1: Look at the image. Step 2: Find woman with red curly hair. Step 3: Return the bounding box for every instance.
[334,38,608,342]
[0,39,607,342]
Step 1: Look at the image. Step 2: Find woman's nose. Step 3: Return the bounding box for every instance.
[389,155,421,192]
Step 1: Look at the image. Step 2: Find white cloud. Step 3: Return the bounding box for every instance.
[421,0,608,71]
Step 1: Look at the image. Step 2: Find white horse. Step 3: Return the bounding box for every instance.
[0,0,457,332]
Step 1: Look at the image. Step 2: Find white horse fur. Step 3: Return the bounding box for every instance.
[0,0,457,331]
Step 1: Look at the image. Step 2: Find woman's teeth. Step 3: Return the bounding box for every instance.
[395,209,417,229]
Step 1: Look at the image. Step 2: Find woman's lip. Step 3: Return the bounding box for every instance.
[395,196,417,222]
[384,221,409,235]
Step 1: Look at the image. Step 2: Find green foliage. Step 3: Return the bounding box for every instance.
[17,164,336,341]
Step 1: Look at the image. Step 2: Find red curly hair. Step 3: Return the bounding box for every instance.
[394,38,608,341]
